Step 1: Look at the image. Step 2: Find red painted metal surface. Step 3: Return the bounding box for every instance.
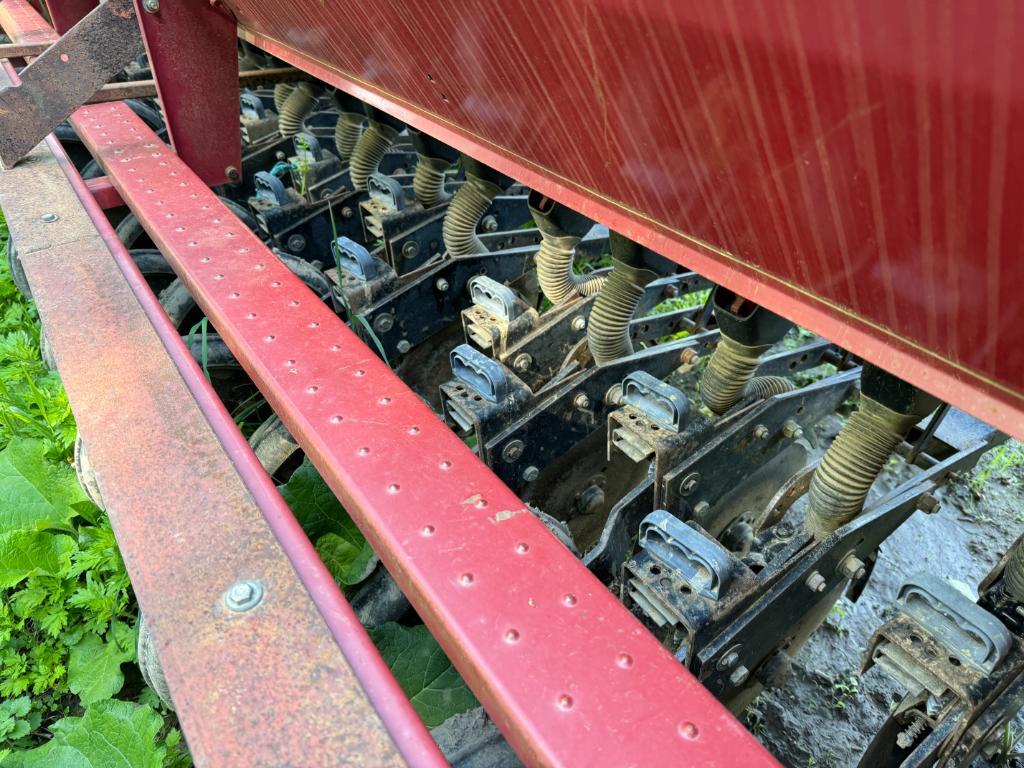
[130,0,240,186]
[231,1,1024,441]
[70,96,778,767]
[44,0,97,34]
[0,7,444,766]
[84,174,123,209]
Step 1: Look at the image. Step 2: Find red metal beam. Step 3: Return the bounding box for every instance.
[84,175,123,209]
[129,0,240,185]
[0,8,443,766]
[231,5,1024,442]
[69,79,777,768]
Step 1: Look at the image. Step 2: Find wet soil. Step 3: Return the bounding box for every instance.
[752,418,1024,767]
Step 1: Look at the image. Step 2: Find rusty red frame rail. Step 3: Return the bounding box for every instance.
[0,56,439,768]
[0,0,780,764]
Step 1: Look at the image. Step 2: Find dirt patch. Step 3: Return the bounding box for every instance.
[752,422,1024,767]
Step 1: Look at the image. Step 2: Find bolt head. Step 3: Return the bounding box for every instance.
[225,165,240,182]
[752,424,770,440]
[341,206,354,219]
[374,314,395,333]
[679,348,699,366]
[729,665,750,687]
[805,571,827,593]
[680,473,700,495]
[435,278,450,292]
[839,554,867,580]
[692,501,710,517]
[286,234,306,253]
[39,212,59,223]
[522,465,539,482]
[782,419,804,439]
[502,439,525,463]
[571,316,586,332]
[225,579,264,612]
[143,0,159,11]
[481,215,498,232]
[573,392,590,410]
[512,353,532,373]
[719,650,740,670]
[396,339,411,354]
[401,241,419,259]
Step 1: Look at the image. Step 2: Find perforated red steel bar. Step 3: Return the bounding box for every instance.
[64,60,779,768]
[0,8,445,767]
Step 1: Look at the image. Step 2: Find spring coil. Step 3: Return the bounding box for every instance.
[742,375,796,401]
[1004,538,1024,602]
[587,262,653,364]
[349,122,398,191]
[413,154,451,208]
[273,82,294,113]
[334,112,363,162]
[700,337,771,415]
[535,235,607,305]
[442,175,502,255]
[804,397,921,539]
[278,82,319,138]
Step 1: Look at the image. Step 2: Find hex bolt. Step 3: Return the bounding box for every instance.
[604,384,624,406]
[481,215,499,233]
[916,492,940,514]
[805,571,827,593]
[225,165,240,182]
[571,316,587,332]
[502,439,525,463]
[143,0,159,12]
[401,241,419,259]
[573,392,590,410]
[225,579,263,612]
[782,419,804,439]
[679,348,699,366]
[286,234,307,253]
[341,206,354,219]
[435,278,450,292]
[512,353,533,373]
[752,424,770,440]
[39,212,59,223]
[839,554,867,581]
[728,665,750,687]
[680,472,700,496]
[396,339,411,354]
[718,649,740,670]
[374,314,395,333]
[275,150,287,161]
[692,501,710,517]
[522,465,540,482]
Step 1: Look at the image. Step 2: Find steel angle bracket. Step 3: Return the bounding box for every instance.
[0,0,143,168]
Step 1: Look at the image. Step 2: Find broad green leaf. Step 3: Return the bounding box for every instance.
[0,531,75,589]
[68,621,135,705]
[0,439,94,531]
[369,623,477,728]
[315,532,375,587]
[5,700,165,768]
[279,460,375,585]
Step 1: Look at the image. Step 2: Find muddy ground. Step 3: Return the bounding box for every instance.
[751,417,1024,767]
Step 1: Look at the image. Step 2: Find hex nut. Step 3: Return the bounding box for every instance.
[692,501,710,517]
[481,215,499,232]
[752,424,770,440]
[396,339,411,354]
[373,314,395,333]
[502,440,525,463]
[225,579,264,612]
[680,472,700,495]
[522,465,540,482]
[679,348,699,366]
[571,316,587,332]
[839,554,867,580]
[573,392,590,410]
[512,353,532,373]
[728,665,750,687]
[401,241,419,259]
[435,278,450,292]
[287,234,307,253]
[782,419,804,439]
[805,571,827,593]
[717,649,740,670]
